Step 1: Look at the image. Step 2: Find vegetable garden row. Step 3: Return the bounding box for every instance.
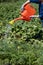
[0,0,43,65]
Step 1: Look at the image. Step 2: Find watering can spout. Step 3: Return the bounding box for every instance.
[13,16,24,21]
[9,16,24,25]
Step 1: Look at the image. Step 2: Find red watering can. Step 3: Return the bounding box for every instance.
[9,3,36,24]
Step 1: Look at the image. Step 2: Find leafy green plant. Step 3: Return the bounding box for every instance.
[0,1,43,65]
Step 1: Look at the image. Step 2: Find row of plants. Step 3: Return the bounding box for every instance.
[0,0,43,65]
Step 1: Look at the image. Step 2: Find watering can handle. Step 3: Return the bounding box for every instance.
[30,15,42,18]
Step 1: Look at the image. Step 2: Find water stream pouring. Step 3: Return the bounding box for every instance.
[9,3,36,25]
